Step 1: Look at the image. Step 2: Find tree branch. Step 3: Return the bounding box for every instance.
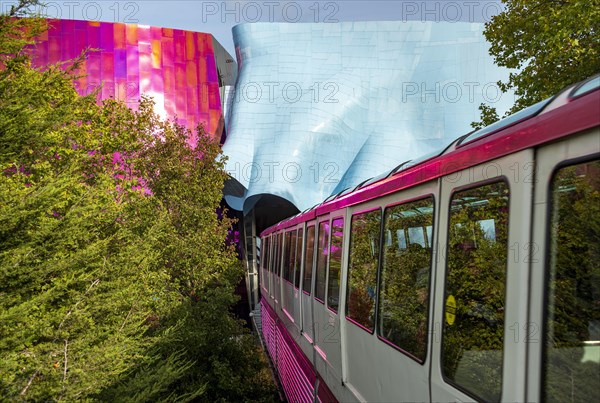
[119,305,135,332]
[63,339,68,383]
[58,278,100,330]
[19,369,39,396]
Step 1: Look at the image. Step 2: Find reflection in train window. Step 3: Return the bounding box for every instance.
[545,159,600,403]
[442,182,509,402]
[269,234,278,273]
[303,226,315,294]
[268,236,273,273]
[283,231,293,282]
[396,230,407,249]
[379,197,434,361]
[327,218,344,312]
[266,237,271,270]
[478,219,496,240]
[275,232,283,276]
[408,226,426,247]
[346,209,381,331]
[315,221,330,303]
[294,228,303,289]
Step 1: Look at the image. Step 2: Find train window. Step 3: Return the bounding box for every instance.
[294,228,303,289]
[284,230,297,283]
[303,226,315,294]
[379,197,434,362]
[315,221,330,303]
[292,231,298,282]
[267,236,272,283]
[267,236,272,268]
[327,217,344,312]
[544,159,600,403]
[270,235,276,273]
[275,232,283,276]
[346,209,381,332]
[265,237,270,269]
[442,181,509,402]
[571,75,600,98]
[283,232,290,279]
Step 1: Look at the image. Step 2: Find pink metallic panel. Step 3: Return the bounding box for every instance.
[113,23,126,49]
[30,19,224,139]
[126,24,137,46]
[114,49,126,79]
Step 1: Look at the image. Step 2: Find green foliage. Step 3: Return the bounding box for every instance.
[0,7,276,402]
[0,1,46,63]
[379,199,433,360]
[346,210,380,330]
[473,0,600,127]
[470,103,500,130]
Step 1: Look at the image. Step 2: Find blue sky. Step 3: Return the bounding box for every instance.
[8,0,504,57]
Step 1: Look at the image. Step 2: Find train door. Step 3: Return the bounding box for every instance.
[292,225,304,328]
[262,235,272,306]
[301,221,317,345]
[261,236,269,301]
[430,149,533,402]
[342,182,437,402]
[313,213,345,391]
[282,229,297,322]
[527,126,599,402]
[267,233,275,304]
[273,232,283,309]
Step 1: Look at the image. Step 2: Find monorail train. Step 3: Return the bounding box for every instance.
[258,75,600,403]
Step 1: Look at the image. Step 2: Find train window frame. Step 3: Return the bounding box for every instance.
[314,219,330,304]
[541,155,600,403]
[302,225,316,296]
[440,178,511,403]
[326,216,344,314]
[345,206,382,334]
[569,74,600,100]
[377,194,435,364]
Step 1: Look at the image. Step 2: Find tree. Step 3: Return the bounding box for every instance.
[0,3,276,400]
[473,0,600,128]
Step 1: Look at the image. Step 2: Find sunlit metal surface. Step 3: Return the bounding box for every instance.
[222,22,514,212]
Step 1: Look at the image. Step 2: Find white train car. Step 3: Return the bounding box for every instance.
[258,76,600,402]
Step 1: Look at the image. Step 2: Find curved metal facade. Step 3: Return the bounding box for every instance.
[222,22,514,212]
[31,19,234,144]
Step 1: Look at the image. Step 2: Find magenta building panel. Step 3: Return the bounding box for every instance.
[31,19,224,143]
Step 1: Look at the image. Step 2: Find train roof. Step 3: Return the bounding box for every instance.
[261,75,600,236]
